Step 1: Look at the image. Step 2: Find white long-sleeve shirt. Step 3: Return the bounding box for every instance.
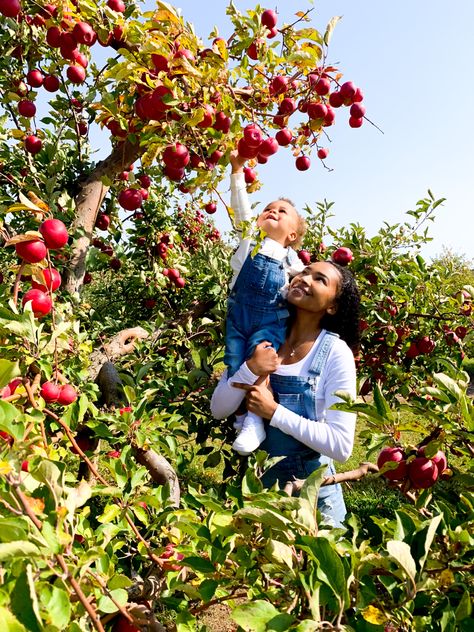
[210,330,357,463]
[229,173,304,290]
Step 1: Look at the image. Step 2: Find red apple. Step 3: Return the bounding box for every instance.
[307,102,327,120]
[204,202,217,214]
[298,250,311,265]
[163,165,185,181]
[163,143,190,169]
[349,116,364,128]
[275,128,292,146]
[261,9,277,29]
[57,384,78,406]
[331,247,353,265]
[26,69,43,88]
[95,212,111,230]
[0,0,21,18]
[174,277,186,288]
[377,446,408,481]
[138,174,151,188]
[213,111,231,133]
[32,268,61,292]
[454,325,468,339]
[22,289,53,318]
[350,103,366,118]
[417,336,435,355]
[269,75,288,95]
[278,97,296,116]
[259,137,279,157]
[107,0,125,11]
[243,124,263,148]
[408,456,439,489]
[243,167,256,184]
[43,74,61,92]
[41,381,61,402]
[340,81,357,101]
[15,240,47,263]
[40,218,69,249]
[24,135,42,154]
[329,91,344,108]
[66,65,86,84]
[112,614,140,632]
[237,138,260,159]
[18,100,36,117]
[317,148,329,160]
[313,77,331,96]
[295,155,310,171]
[72,21,96,46]
[167,269,180,282]
[118,189,143,211]
[197,104,215,128]
[46,26,62,48]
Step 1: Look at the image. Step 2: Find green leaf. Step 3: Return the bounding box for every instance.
[0,360,21,389]
[97,504,122,524]
[373,383,393,421]
[0,400,24,440]
[10,568,42,632]
[264,539,294,569]
[386,540,416,582]
[181,556,215,573]
[0,518,28,542]
[235,506,291,530]
[432,373,461,399]
[300,464,327,512]
[231,600,294,632]
[108,575,133,590]
[412,514,442,571]
[0,606,27,632]
[44,586,71,629]
[311,537,348,606]
[455,590,472,621]
[96,588,128,614]
[199,579,218,602]
[0,542,41,561]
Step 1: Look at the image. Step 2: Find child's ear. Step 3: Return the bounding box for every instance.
[287,230,298,246]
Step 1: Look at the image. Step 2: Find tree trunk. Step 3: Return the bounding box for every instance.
[65,139,142,295]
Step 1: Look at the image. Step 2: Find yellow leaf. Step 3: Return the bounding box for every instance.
[439,569,455,587]
[27,192,49,212]
[153,9,180,24]
[5,231,43,246]
[25,496,45,515]
[10,129,25,139]
[0,461,13,476]
[20,191,45,212]
[361,605,388,625]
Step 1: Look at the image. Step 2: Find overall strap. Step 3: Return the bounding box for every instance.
[308,331,339,376]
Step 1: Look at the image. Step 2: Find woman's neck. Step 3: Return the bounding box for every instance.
[287,311,323,345]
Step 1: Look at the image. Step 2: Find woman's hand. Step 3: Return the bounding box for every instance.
[231,379,278,420]
[246,341,281,376]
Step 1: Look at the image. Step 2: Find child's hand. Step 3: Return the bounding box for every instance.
[246,341,281,375]
[230,150,247,173]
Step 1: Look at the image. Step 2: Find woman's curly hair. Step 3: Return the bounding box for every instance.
[320,261,361,353]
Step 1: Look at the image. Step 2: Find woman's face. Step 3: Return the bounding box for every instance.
[287,261,341,315]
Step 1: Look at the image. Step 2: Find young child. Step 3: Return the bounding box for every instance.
[225,151,307,455]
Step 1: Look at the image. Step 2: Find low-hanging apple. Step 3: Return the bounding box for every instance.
[297,250,311,265]
[18,100,36,117]
[32,268,62,292]
[408,456,439,489]
[377,446,408,481]
[118,189,143,211]
[24,135,42,155]
[40,381,61,402]
[22,289,53,318]
[295,155,310,171]
[40,218,69,249]
[57,384,78,406]
[15,239,47,264]
[331,247,353,265]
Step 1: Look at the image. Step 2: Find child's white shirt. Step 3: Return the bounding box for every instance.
[229,172,304,290]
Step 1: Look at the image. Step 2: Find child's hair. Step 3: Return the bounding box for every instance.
[277,196,307,248]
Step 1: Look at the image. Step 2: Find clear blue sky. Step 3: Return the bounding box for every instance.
[143,1,474,260]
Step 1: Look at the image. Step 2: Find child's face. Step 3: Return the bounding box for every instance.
[256,200,298,246]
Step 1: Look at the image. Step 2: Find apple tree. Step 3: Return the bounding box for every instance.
[0,1,473,631]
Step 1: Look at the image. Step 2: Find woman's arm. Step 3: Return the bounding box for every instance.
[240,344,357,462]
[270,345,356,462]
[210,343,280,419]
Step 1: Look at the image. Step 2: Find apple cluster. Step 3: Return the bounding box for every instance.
[377,444,448,490]
[40,381,78,406]
[9,218,68,318]
[2,1,112,153]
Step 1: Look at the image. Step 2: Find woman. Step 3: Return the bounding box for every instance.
[211,260,360,527]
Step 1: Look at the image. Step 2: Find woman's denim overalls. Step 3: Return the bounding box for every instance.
[224,249,299,376]
[260,331,347,527]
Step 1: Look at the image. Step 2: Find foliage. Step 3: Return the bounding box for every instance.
[0,2,473,631]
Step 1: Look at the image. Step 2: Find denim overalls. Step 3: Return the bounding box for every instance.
[260,331,347,528]
[224,248,299,377]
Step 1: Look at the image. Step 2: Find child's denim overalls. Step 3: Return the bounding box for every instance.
[224,248,299,376]
[260,331,347,528]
